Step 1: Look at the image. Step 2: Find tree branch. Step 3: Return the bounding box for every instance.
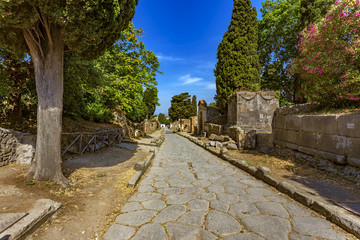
[23,28,44,60]
[39,11,53,49]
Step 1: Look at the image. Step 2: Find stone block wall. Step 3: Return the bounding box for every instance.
[273,112,360,168]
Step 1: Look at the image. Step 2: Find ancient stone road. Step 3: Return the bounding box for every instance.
[104,129,349,240]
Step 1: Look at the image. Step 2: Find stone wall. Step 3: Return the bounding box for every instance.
[139,119,160,135]
[273,111,360,168]
[0,128,35,166]
[227,91,279,132]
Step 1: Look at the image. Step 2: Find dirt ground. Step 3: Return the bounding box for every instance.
[0,146,150,240]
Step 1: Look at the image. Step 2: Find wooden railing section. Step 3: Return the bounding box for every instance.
[61,128,124,157]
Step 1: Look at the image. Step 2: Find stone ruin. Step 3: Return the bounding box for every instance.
[198,91,279,150]
[227,91,279,132]
[0,128,36,166]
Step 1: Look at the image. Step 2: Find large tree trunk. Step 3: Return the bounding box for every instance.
[23,20,69,186]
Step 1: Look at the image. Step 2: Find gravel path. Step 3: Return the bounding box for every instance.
[104,129,350,240]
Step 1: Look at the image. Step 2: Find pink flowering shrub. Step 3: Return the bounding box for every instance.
[291,0,360,108]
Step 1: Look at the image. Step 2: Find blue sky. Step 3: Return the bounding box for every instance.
[132,0,264,114]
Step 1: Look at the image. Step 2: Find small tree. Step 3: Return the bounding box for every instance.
[0,1,138,186]
[214,0,260,114]
[191,95,197,116]
[168,92,193,120]
[158,113,167,124]
[144,87,160,118]
[291,0,360,108]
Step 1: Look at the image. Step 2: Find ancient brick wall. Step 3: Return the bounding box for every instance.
[273,109,360,168]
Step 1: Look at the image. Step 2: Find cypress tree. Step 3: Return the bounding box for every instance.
[191,95,197,116]
[214,0,260,114]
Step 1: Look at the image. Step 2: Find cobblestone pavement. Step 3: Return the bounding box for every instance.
[104,129,351,240]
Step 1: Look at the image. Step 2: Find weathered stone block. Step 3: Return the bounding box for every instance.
[215,142,223,149]
[285,142,298,150]
[318,151,346,164]
[286,130,299,144]
[347,137,360,159]
[256,133,274,149]
[285,115,302,131]
[235,129,245,149]
[347,158,360,168]
[337,114,360,138]
[226,143,238,150]
[209,134,222,142]
[298,132,320,149]
[274,129,287,142]
[274,140,286,148]
[302,115,338,134]
[274,115,285,130]
[244,130,256,150]
[298,146,319,156]
[319,134,347,155]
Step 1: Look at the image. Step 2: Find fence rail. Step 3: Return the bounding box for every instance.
[61,128,124,157]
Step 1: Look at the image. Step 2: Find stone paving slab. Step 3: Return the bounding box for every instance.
[104,129,355,240]
[0,213,28,233]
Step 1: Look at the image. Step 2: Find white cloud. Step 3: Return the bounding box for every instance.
[156,54,183,62]
[205,83,216,90]
[179,74,203,85]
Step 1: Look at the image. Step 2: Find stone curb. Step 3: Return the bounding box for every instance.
[128,152,155,188]
[176,132,360,238]
[0,199,61,240]
[128,129,166,188]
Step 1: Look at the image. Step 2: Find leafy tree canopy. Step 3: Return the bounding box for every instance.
[0,0,138,60]
[168,92,197,120]
[258,0,335,103]
[143,87,160,118]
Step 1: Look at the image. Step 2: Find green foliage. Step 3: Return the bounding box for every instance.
[94,24,161,123]
[291,0,360,108]
[143,87,160,118]
[214,0,260,114]
[0,49,36,123]
[208,102,218,109]
[63,52,102,119]
[258,0,334,103]
[0,0,138,60]
[168,92,197,120]
[1,24,160,125]
[191,95,197,116]
[158,113,166,124]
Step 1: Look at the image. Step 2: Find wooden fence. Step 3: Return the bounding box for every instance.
[61,128,124,157]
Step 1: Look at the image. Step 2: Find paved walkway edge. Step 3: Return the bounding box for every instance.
[0,199,61,240]
[128,152,155,188]
[176,132,360,238]
[128,129,165,188]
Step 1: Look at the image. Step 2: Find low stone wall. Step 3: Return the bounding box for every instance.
[0,128,36,166]
[273,111,360,168]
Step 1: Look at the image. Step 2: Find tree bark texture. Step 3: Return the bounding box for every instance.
[23,18,69,186]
